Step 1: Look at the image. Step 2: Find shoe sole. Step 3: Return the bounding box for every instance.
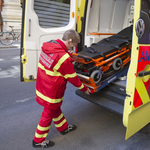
[61,126,77,135]
[32,141,55,148]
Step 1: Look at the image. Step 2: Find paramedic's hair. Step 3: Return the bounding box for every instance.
[62,29,80,43]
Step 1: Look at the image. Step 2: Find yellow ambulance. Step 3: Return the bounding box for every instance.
[20,0,150,139]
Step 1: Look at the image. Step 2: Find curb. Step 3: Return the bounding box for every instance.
[0,44,20,49]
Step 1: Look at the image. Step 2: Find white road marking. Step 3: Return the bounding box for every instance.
[0,59,4,61]
[12,56,20,60]
[0,96,36,109]
[12,66,20,70]
[0,65,20,79]
[0,56,19,61]
[15,96,35,103]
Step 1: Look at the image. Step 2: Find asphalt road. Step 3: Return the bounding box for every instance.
[1,47,150,150]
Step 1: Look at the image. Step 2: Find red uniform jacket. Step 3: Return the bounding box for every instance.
[36,39,87,110]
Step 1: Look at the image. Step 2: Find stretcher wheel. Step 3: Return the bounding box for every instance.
[112,58,123,70]
[90,70,102,84]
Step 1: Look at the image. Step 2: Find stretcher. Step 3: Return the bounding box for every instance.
[72,26,133,93]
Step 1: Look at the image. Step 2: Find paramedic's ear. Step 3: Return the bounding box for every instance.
[68,39,72,43]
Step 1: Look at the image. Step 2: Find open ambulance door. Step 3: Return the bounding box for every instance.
[20,0,77,82]
[123,0,150,139]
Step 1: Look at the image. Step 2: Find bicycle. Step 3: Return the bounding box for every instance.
[0,26,21,45]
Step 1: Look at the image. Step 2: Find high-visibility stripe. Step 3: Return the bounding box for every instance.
[135,77,150,105]
[37,125,51,131]
[54,53,70,70]
[53,113,63,122]
[38,63,63,77]
[64,72,77,79]
[54,119,67,128]
[36,90,63,103]
[78,84,84,89]
[35,132,48,138]
[39,63,76,79]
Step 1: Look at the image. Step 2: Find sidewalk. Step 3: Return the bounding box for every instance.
[0,41,20,49]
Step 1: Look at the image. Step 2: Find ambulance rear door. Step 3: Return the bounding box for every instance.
[123,0,150,139]
[20,0,77,82]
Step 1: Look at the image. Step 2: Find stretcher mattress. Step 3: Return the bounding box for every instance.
[78,25,133,59]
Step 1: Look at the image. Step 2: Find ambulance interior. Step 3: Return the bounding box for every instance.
[78,0,134,81]
[76,0,135,114]
[84,0,134,47]
[84,0,134,85]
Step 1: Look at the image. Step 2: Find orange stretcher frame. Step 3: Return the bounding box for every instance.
[90,32,116,37]
[72,45,131,92]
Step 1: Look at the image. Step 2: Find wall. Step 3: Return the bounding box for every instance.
[1,0,22,31]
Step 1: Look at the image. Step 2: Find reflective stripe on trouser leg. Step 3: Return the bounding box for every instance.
[34,107,53,143]
[53,109,68,132]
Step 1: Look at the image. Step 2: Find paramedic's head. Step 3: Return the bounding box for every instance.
[62,29,80,50]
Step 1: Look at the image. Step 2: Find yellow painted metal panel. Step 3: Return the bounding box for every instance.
[75,0,79,30]
[123,0,150,139]
[22,0,33,82]
[77,0,86,33]
[123,0,141,128]
[126,102,150,139]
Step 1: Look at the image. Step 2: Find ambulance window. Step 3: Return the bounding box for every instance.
[141,0,150,17]
[34,0,70,28]
[138,0,150,44]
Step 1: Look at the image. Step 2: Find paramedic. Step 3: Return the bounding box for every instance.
[32,29,91,148]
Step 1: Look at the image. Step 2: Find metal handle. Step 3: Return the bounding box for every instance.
[29,19,31,37]
[138,70,150,77]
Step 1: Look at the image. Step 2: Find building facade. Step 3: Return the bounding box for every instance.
[0,0,22,31]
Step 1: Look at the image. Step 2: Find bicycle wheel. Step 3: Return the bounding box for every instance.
[0,32,13,45]
[17,33,21,41]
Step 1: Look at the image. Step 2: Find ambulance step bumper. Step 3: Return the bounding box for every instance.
[76,88,125,116]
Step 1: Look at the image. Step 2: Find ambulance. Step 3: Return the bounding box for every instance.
[20,0,150,139]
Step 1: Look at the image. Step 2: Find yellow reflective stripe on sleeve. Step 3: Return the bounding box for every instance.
[54,119,67,128]
[35,132,48,138]
[64,72,77,79]
[37,125,51,131]
[54,53,70,70]
[38,63,63,77]
[53,113,63,122]
[78,84,84,89]
[36,90,63,103]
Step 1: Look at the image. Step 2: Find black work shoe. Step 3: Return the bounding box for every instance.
[60,125,76,135]
[32,140,55,148]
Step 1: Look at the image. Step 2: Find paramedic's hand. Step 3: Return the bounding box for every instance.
[85,88,91,95]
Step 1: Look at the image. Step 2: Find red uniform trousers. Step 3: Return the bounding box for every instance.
[34,107,68,143]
